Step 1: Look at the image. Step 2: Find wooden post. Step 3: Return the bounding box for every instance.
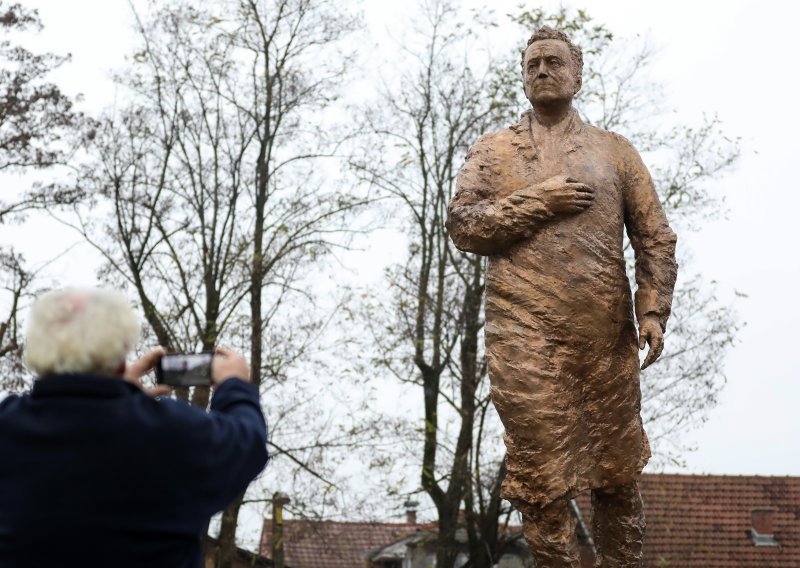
[272,492,291,568]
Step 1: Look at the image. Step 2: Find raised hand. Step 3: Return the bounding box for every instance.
[124,346,172,398]
[211,346,251,386]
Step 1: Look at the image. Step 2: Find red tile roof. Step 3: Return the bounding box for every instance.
[259,519,432,568]
[261,474,800,568]
[576,474,800,567]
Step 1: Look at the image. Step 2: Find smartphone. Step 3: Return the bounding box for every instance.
[155,352,214,387]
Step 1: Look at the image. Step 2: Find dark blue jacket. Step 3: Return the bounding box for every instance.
[0,374,268,567]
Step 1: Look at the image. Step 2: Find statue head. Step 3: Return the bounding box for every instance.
[521,26,583,109]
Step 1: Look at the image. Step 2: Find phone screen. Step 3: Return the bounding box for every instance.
[156,352,213,387]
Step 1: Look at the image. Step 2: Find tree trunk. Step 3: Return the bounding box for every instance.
[216,496,244,568]
[436,507,462,567]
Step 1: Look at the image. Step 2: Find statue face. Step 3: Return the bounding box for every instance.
[523,39,579,108]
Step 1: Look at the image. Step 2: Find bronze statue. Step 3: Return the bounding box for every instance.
[446,27,678,567]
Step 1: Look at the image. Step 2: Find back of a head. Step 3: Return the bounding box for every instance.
[24,288,140,376]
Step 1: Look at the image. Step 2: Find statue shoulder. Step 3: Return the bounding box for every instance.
[465,121,525,158]
[601,129,651,178]
[604,129,640,154]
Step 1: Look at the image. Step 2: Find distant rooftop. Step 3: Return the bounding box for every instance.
[260,473,800,568]
[260,519,432,568]
[575,473,800,567]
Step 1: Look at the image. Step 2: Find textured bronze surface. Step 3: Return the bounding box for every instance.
[515,482,645,567]
[446,26,677,566]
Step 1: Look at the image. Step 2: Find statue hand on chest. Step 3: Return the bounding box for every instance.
[506,174,595,219]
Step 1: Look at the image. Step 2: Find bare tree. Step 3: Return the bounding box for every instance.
[0,247,29,387]
[0,2,87,177]
[0,2,88,384]
[57,0,367,564]
[353,2,517,564]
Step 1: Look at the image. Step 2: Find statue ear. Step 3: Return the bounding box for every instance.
[573,75,582,95]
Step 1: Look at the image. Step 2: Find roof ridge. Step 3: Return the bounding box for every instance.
[264,518,435,527]
[644,473,800,480]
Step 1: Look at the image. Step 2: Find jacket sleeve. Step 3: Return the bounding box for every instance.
[446,135,554,256]
[190,378,269,514]
[619,136,679,332]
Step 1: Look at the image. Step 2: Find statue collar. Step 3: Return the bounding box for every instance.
[512,107,585,157]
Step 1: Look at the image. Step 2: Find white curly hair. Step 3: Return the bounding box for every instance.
[24,288,141,376]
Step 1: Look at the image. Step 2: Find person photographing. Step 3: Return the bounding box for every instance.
[0,288,268,568]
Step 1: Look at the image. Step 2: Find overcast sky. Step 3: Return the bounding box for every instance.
[6,0,799,480]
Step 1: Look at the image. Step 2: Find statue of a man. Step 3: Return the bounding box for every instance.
[446,26,678,567]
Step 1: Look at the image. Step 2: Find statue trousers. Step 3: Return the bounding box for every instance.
[515,481,645,568]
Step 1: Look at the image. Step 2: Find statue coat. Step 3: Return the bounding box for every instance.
[446,108,678,507]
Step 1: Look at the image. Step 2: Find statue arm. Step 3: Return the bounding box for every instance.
[446,139,553,256]
[621,139,679,333]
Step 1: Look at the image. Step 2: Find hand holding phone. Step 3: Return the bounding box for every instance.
[211,347,251,385]
[155,352,214,387]
[154,348,251,388]
[124,347,172,397]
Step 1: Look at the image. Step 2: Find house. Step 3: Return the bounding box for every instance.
[368,528,536,568]
[259,474,800,567]
[259,517,429,568]
[627,474,800,566]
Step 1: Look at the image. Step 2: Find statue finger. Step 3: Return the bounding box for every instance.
[653,334,665,359]
[641,336,664,369]
[641,347,657,370]
[567,201,590,211]
[641,353,653,370]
